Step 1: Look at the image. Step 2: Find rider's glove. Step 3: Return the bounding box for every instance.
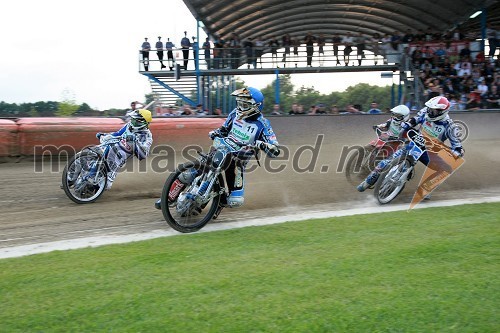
[401,122,411,130]
[452,147,464,158]
[208,130,219,140]
[255,140,266,150]
[123,134,135,142]
[96,132,104,139]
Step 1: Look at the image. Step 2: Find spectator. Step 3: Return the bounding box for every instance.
[213,107,223,116]
[254,36,265,69]
[291,37,300,67]
[367,102,382,114]
[141,37,151,71]
[332,33,342,65]
[459,42,471,59]
[486,85,499,108]
[202,37,211,69]
[486,23,498,59]
[371,33,381,65]
[354,32,366,66]
[288,103,301,115]
[343,32,354,66]
[271,104,282,115]
[194,104,207,116]
[304,32,316,67]
[155,36,166,70]
[180,31,191,70]
[269,36,280,67]
[213,37,223,69]
[162,106,177,116]
[379,33,392,62]
[344,104,363,114]
[317,34,326,66]
[126,101,145,119]
[307,105,318,115]
[281,34,292,67]
[243,37,255,69]
[180,104,194,116]
[165,38,175,71]
[228,32,241,69]
[330,105,340,114]
[466,89,482,110]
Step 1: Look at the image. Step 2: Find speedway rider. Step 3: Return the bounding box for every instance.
[155,87,280,209]
[372,104,410,138]
[96,109,153,190]
[357,96,464,192]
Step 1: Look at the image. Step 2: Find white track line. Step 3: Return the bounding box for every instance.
[1,195,500,259]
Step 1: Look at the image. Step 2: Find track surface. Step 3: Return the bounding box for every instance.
[1,113,499,251]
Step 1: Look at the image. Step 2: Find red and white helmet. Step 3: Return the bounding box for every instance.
[424,96,450,121]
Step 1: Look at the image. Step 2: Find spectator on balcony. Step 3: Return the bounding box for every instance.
[390,30,402,52]
[165,38,175,71]
[141,37,151,71]
[213,37,224,69]
[354,32,366,66]
[332,33,342,65]
[281,34,292,67]
[228,32,241,69]
[269,36,280,67]
[402,29,415,43]
[371,33,381,65]
[243,37,255,69]
[180,31,191,70]
[254,36,265,69]
[156,36,166,70]
[379,33,392,61]
[304,32,316,67]
[459,42,471,59]
[291,36,300,67]
[202,37,211,69]
[343,32,353,66]
[317,34,326,66]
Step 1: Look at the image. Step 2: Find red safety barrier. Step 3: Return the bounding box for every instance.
[0,119,19,157]
[16,117,125,156]
[150,117,225,147]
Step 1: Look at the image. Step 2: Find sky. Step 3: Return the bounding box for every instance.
[1,0,391,110]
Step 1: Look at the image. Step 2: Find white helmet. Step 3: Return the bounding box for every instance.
[424,96,450,121]
[390,105,410,124]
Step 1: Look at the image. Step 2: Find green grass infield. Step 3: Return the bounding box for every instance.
[1,202,499,332]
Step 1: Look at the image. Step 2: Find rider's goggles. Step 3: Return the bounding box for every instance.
[428,108,443,118]
[131,117,146,128]
[237,99,253,111]
[391,112,405,121]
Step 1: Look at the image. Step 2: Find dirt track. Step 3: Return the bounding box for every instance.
[1,112,499,249]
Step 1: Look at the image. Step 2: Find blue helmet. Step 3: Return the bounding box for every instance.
[231,87,264,119]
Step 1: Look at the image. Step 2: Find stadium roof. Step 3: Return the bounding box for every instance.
[182,0,500,41]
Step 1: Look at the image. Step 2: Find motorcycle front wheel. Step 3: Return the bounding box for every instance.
[161,161,221,233]
[62,151,107,204]
[373,158,412,204]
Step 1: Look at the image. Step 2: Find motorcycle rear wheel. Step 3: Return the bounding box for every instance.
[345,146,371,186]
[161,161,221,233]
[373,158,412,204]
[62,151,107,204]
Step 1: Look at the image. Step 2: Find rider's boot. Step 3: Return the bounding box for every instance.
[154,199,161,210]
[357,173,379,192]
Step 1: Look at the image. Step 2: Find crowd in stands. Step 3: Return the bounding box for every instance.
[143,24,500,112]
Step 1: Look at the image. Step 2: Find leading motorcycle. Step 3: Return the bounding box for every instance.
[159,136,260,233]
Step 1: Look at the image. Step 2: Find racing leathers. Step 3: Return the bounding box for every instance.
[358,107,464,191]
[97,124,153,189]
[209,110,280,207]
